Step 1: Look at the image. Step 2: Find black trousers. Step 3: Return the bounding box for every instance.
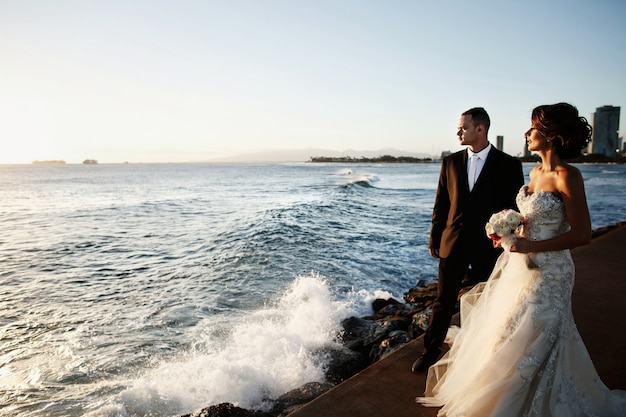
[423,247,499,353]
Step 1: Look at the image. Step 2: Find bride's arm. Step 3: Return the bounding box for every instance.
[510,166,591,253]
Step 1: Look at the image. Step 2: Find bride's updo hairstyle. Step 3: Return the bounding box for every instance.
[531,102,593,159]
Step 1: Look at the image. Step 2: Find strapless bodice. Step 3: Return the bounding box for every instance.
[517,185,570,241]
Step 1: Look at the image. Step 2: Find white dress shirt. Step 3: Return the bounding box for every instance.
[467,143,491,191]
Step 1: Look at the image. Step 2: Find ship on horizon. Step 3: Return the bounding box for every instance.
[32,160,65,164]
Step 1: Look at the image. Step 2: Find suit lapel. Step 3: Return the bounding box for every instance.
[459,151,471,194]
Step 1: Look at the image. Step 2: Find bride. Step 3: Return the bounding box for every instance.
[417,103,626,416]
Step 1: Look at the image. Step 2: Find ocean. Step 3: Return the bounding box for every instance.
[1,162,625,417]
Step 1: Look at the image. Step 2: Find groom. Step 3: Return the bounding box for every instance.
[412,107,524,372]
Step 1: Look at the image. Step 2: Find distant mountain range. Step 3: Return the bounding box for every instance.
[203,148,433,163]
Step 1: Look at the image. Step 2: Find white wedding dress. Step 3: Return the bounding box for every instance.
[417,186,626,416]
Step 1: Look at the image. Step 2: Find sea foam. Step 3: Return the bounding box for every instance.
[90,274,381,416]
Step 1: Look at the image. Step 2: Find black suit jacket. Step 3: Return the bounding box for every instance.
[429,147,524,259]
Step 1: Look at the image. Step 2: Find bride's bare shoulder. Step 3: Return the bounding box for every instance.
[528,166,541,179]
[558,164,583,183]
[555,164,585,197]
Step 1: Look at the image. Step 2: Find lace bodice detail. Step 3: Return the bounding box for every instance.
[517,185,570,241]
[514,184,573,288]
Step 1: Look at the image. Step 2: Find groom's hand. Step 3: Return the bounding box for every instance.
[429,248,440,258]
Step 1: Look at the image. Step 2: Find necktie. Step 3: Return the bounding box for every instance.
[469,154,480,191]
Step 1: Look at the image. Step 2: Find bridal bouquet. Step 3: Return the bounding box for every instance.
[485,209,524,246]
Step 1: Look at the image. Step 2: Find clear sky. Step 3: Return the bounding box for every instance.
[1,0,625,163]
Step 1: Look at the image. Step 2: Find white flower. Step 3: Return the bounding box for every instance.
[485,209,524,240]
[504,210,523,228]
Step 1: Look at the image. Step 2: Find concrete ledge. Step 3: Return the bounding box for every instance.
[570,224,626,390]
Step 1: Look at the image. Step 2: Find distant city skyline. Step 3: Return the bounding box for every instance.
[588,105,622,156]
[2,1,625,164]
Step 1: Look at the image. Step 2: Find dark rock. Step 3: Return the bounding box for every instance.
[372,297,401,313]
[270,381,334,416]
[363,318,405,347]
[408,306,432,339]
[369,330,411,362]
[371,302,406,319]
[404,282,438,304]
[343,315,405,348]
[591,221,626,238]
[180,403,273,417]
[339,316,376,351]
[415,279,429,287]
[318,344,369,384]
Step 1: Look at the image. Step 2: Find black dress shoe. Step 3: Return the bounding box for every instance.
[411,350,440,373]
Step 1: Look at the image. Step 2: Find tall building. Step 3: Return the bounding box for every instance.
[523,138,531,157]
[589,106,621,156]
[496,135,504,151]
